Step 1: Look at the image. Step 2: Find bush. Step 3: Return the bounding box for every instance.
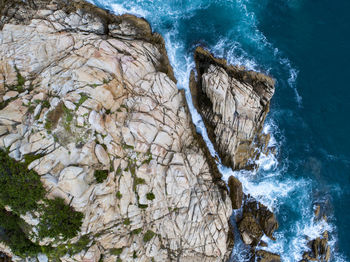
[94,170,109,183]
[146,192,155,201]
[143,230,156,242]
[0,208,41,257]
[0,150,46,214]
[38,198,84,240]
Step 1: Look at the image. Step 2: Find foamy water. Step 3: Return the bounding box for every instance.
[87,0,347,260]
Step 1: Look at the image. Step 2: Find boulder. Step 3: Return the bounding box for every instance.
[228,175,243,209]
[191,46,275,170]
[255,250,281,262]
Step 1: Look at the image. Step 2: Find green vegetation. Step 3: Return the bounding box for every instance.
[116,191,122,199]
[75,93,89,108]
[122,143,134,150]
[138,204,148,209]
[131,228,142,235]
[62,105,73,132]
[14,66,25,93]
[94,170,109,183]
[110,247,123,256]
[142,150,153,165]
[0,209,41,257]
[0,150,85,257]
[41,235,90,259]
[23,153,44,166]
[38,198,84,240]
[42,100,50,109]
[123,218,131,226]
[0,150,45,214]
[146,192,155,201]
[134,177,145,186]
[143,230,156,242]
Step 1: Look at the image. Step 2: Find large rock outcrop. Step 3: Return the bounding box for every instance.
[190,47,279,259]
[0,1,233,261]
[190,47,275,170]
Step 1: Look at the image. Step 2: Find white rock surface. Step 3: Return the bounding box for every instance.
[0,1,232,261]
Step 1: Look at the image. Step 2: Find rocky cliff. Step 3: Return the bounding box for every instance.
[190,47,275,171]
[190,47,280,260]
[0,1,233,261]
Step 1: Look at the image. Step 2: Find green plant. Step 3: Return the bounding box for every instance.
[14,66,25,93]
[94,170,109,183]
[123,218,131,226]
[0,150,46,214]
[110,247,123,255]
[0,208,41,257]
[131,228,142,235]
[42,100,50,109]
[75,93,89,108]
[138,204,148,209]
[116,191,122,199]
[146,192,155,201]
[23,153,44,166]
[38,198,84,240]
[143,230,156,242]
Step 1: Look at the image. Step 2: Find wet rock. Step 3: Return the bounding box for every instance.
[191,46,275,170]
[238,212,263,246]
[255,250,281,262]
[243,198,279,240]
[228,175,243,209]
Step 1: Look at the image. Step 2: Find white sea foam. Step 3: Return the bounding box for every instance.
[87,0,345,260]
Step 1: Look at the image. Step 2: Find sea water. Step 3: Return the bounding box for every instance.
[88,0,350,260]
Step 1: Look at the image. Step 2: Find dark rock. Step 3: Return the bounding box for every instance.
[255,250,281,262]
[228,176,243,209]
[238,212,263,246]
[243,199,279,240]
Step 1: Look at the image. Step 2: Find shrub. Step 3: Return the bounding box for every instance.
[0,208,41,257]
[143,230,156,242]
[110,248,123,256]
[146,192,155,201]
[0,150,45,214]
[94,170,109,183]
[38,198,83,240]
[116,191,122,199]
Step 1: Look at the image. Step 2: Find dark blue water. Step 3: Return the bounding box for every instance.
[89,0,350,260]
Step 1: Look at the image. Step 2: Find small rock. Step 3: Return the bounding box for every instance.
[95,144,110,166]
[255,250,281,262]
[3,91,18,101]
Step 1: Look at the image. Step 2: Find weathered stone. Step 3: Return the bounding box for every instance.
[191,46,274,170]
[238,212,263,246]
[255,250,281,262]
[0,1,233,261]
[228,175,243,209]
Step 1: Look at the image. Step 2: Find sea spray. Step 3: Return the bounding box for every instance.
[87,0,345,260]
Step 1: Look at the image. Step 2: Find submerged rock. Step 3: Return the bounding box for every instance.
[0,0,233,261]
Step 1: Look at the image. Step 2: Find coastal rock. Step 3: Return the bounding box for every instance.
[191,47,279,257]
[191,46,275,170]
[228,175,243,209]
[243,199,279,240]
[255,250,281,262]
[0,0,232,261]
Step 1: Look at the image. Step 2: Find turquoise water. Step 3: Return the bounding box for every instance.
[88,0,350,260]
